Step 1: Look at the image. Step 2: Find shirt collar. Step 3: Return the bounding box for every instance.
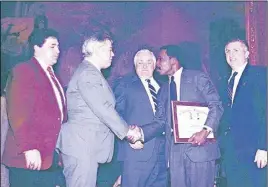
[140,76,153,82]
[231,62,248,76]
[34,56,52,72]
[170,67,183,81]
[89,62,101,72]
[84,59,101,72]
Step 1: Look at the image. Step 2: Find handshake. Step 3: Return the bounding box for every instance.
[126,125,144,144]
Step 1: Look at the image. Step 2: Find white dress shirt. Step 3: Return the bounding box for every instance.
[170,67,212,132]
[140,77,160,114]
[170,67,183,101]
[228,62,248,104]
[35,57,65,121]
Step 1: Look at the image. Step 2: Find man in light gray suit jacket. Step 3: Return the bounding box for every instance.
[56,30,141,187]
[134,45,224,187]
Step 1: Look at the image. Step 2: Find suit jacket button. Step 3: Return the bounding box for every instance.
[57,117,60,120]
[162,132,165,135]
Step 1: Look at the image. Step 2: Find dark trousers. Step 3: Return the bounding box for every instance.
[169,143,216,187]
[221,133,267,187]
[9,151,65,187]
[222,149,267,187]
[121,139,167,187]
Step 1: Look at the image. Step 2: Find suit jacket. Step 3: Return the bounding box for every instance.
[142,69,224,163]
[220,65,267,160]
[2,57,66,170]
[57,60,129,163]
[113,74,164,161]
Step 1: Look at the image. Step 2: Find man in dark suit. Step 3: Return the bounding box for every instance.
[133,45,223,187]
[219,38,267,187]
[113,49,167,187]
[2,29,67,187]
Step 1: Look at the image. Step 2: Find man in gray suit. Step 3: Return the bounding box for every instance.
[134,45,224,187]
[56,30,140,187]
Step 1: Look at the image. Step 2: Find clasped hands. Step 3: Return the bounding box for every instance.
[126,125,144,149]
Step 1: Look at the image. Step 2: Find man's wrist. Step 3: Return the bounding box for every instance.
[203,126,212,133]
[24,149,35,154]
[140,128,145,143]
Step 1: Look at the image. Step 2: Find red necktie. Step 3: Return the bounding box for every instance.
[47,66,66,121]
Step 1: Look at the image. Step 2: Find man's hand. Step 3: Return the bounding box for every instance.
[129,141,144,150]
[188,129,210,146]
[126,125,142,144]
[254,149,267,168]
[24,149,42,170]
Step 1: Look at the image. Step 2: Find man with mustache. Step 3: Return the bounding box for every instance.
[136,45,223,187]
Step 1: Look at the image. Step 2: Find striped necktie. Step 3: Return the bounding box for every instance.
[47,66,66,121]
[145,79,158,110]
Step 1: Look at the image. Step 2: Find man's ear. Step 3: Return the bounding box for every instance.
[171,58,179,66]
[33,45,39,52]
[92,42,101,56]
[245,50,250,59]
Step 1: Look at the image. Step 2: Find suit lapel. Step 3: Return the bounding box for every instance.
[31,57,63,116]
[31,57,56,97]
[161,83,172,128]
[233,65,250,105]
[180,70,187,101]
[132,75,152,105]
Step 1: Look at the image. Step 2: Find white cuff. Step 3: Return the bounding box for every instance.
[203,125,213,132]
[140,128,145,142]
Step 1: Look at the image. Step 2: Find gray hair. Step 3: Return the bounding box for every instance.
[81,30,113,57]
[133,49,156,66]
[82,37,99,57]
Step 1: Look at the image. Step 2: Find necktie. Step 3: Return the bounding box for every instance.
[47,66,66,120]
[227,71,238,106]
[170,76,177,132]
[170,76,177,101]
[145,79,158,110]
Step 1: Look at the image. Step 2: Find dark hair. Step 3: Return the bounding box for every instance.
[28,28,59,56]
[225,38,249,50]
[225,29,249,50]
[160,45,182,62]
